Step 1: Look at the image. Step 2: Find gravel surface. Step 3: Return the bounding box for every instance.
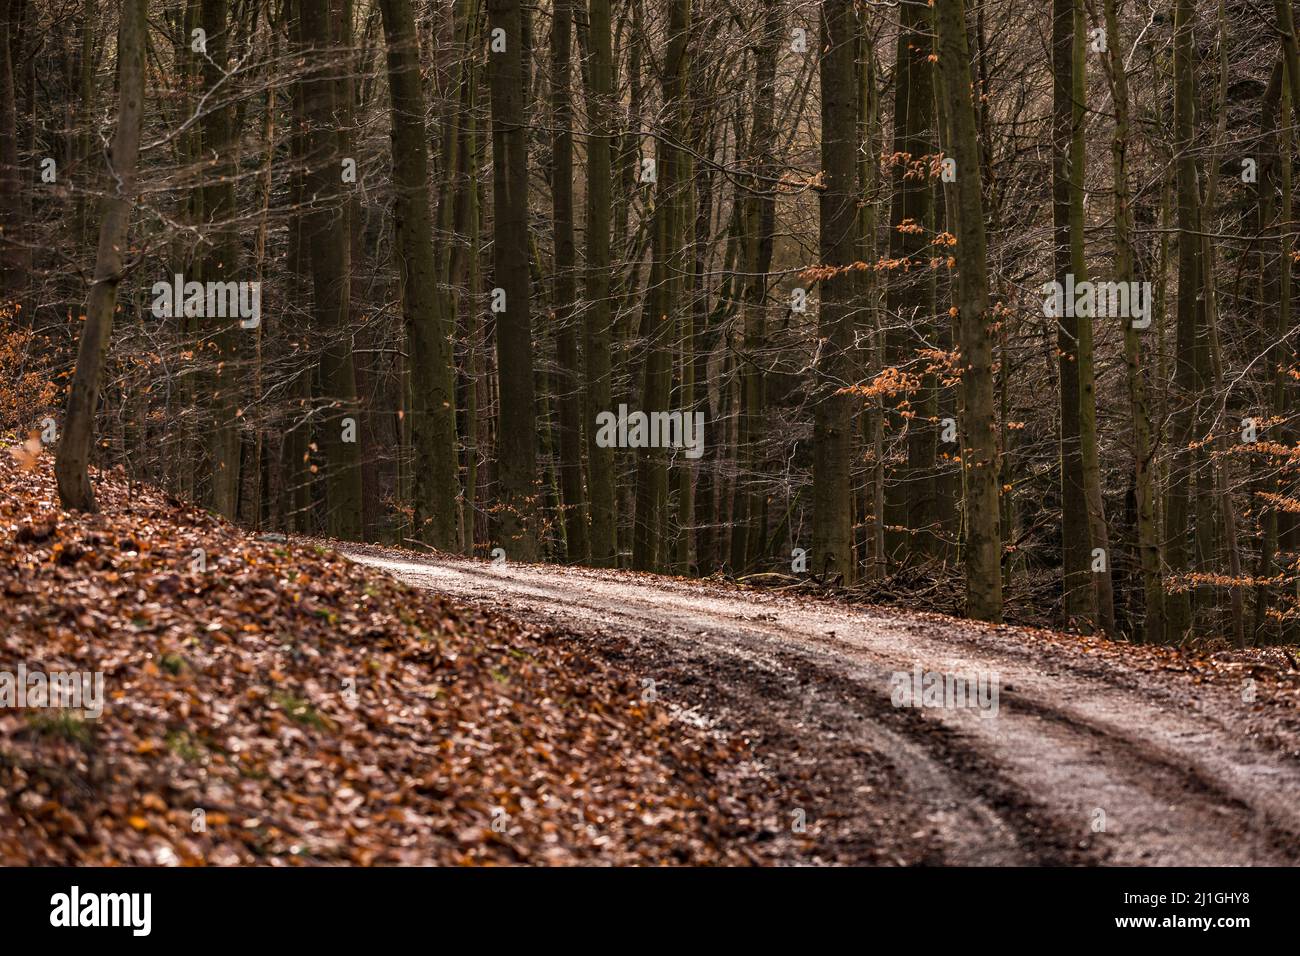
[343,545,1300,866]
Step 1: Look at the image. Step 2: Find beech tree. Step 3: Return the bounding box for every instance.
[487,0,538,560]
[933,0,1001,621]
[55,0,146,511]
[377,0,459,548]
[812,0,855,585]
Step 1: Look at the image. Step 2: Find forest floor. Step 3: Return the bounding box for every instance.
[4,453,1300,865]
[344,544,1300,865]
[0,457,791,864]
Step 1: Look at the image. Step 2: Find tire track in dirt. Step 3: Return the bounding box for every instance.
[344,549,1300,866]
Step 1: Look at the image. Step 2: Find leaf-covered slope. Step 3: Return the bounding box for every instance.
[0,457,768,865]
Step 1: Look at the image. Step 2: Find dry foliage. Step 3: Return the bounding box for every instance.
[0,458,784,865]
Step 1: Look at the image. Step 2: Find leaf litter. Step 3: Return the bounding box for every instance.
[0,456,787,865]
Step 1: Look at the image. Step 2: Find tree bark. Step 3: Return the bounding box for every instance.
[934,0,1001,622]
[551,0,590,563]
[1102,0,1164,642]
[200,0,244,521]
[730,0,781,573]
[1276,0,1300,131]
[812,0,857,585]
[55,0,147,511]
[582,0,617,566]
[1069,4,1115,636]
[0,0,28,303]
[487,0,539,560]
[883,0,937,565]
[631,0,689,572]
[1164,0,1204,641]
[378,0,460,548]
[1278,69,1299,643]
[301,0,363,540]
[1052,0,1095,629]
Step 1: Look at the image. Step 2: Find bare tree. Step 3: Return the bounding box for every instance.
[55,0,146,511]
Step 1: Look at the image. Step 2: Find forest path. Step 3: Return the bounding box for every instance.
[343,548,1300,866]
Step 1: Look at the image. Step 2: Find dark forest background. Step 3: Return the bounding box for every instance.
[3,0,1300,646]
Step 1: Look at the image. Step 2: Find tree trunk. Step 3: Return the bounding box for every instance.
[1069,4,1115,635]
[1103,0,1163,642]
[1164,0,1203,641]
[1194,0,1244,646]
[1278,70,1299,644]
[55,0,146,511]
[452,3,483,554]
[883,0,936,566]
[282,0,313,533]
[1276,0,1300,131]
[301,0,363,540]
[487,0,539,560]
[249,2,279,530]
[200,0,243,521]
[855,18,885,580]
[551,0,589,563]
[1252,62,1284,643]
[0,0,28,303]
[631,0,689,572]
[731,0,781,573]
[378,0,460,548]
[812,0,857,586]
[1052,0,1094,629]
[583,0,617,566]
[934,0,1001,622]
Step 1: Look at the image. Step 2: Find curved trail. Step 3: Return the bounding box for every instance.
[344,549,1300,866]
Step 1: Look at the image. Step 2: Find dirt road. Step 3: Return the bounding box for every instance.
[344,548,1300,866]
